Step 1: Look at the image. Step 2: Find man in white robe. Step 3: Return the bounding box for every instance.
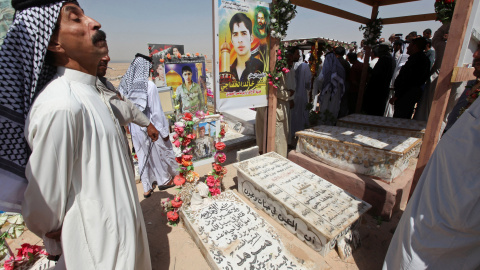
[18,2,152,269]
[290,51,311,143]
[119,55,178,197]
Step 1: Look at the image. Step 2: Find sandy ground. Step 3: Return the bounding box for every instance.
[5,148,402,270]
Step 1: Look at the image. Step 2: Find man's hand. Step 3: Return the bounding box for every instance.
[162,135,170,142]
[147,123,159,142]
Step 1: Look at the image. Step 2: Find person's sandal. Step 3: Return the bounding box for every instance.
[158,184,175,191]
[143,189,154,198]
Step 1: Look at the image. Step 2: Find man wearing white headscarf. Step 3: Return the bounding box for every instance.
[119,54,177,198]
[0,1,152,268]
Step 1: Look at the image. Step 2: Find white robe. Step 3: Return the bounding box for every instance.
[23,67,151,269]
[383,98,480,269]
[130,81,177,192]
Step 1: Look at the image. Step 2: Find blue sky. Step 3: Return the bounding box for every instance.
[80,0,441,62]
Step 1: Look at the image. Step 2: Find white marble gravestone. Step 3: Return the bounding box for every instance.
[180,190,314,270]
[234,152,372,259]
[296,125,422,182]
[337,114,427,139]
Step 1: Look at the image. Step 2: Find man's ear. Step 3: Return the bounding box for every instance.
[47,32,64,54]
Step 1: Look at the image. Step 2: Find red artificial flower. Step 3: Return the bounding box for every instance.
[215,152,226,163]
[222,167,228,175]
[182,138,192,147]
[209,188,221,196]
[173,175,186,186]
[186,53,191,57]
[174,126,184,135]
[206,175,216,187]
[182,155,193,161]
[173,133,179,140]
[215,142,226,151]
[167,211,179,221]
[177,53,182,58]
[160,58,165,63]
[186,133,196,140]
[175,156,183,164]
[195,52,200,56]
[213,163,223,172]
[171,197,183,208]
[183,112,193,121]
[167,53,171,59]
[220,128,226,137]
[173,140,181,148]
[268,81,273,86]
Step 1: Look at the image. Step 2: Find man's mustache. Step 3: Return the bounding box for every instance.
[92,30,106,45]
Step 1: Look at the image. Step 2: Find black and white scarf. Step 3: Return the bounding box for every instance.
[0,1,71,212]
[118,54,152,112]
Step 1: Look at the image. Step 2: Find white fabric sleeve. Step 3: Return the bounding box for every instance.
[147,81,170,138]
[124,97,150,127]
[23,107,77,256]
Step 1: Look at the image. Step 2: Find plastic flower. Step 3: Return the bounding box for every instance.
[186,53,191,57]
[182,147,193,154]
[186,133,196,140]
[268,81,273,86]
[174,126,184,135]
[182,138,192,147]
[181,159,192,167]
[173,140,181,148]
[171,197,183,208]
[177,53,182,58]
[174,104,180,110]
[183,112,193,121]
[209,188,221,196]
[173,175,186,186]
[172,93,177,99]
[206,175,216,187]
[167,211,179,222]
[195,110,205,119]
[186,171,199,182]
[160,58,164,63]
[215,152,226,163]
[175,156,183,164]
[167,53,171,59]
[213,163,223,172]
[215,142,226,151]
[195,52,200,56]
[182,155,193,161]
[173,133,179,140]
[277,56,282,60]
[220,128,226,137]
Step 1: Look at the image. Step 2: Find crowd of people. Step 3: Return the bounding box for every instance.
[259,25,475,156]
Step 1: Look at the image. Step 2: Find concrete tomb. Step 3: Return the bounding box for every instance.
[234,152,371,259]
[296,125,422,182]
[337,114,427,139]
[179,188,315,269]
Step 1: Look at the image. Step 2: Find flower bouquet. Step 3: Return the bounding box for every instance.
[435,0,456,25]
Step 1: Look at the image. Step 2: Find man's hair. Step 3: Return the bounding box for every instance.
[347,52,357,62]
[423,28,432,35]
[229,13,252,36]
[182,65,192,74]
[393,40,403,46]
[286,46,298,55]
[334,46,346,56]
[199,126,205,131]
[371,46,379,57]
[412,37,427,51]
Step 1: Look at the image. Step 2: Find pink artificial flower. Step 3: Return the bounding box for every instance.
[209,188,221,196]
[174,121,185,128]
[195,110,205,119]
[268,81,273,86]
[174,126,184,135]
[284,68,290,73]
[173,133,179,140]
[182,147,193,154]
[277,56,282,60]
[277,49,282,55]
[206,175,216,187]
[173,140,181,148]
[274,85,278,89]
[275,77,279,80]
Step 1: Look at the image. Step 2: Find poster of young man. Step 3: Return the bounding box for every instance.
[148,44,185,87]
[214,0,270,111]
[164,56,208,115]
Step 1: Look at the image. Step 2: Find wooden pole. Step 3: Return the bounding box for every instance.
[356,3,378,113]
[266,30,280,153]
[410,0,474,198]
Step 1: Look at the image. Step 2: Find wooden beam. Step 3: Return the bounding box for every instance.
[451,66,476,82]
[410,0,475,198]
[356,3,378,113]
[355,0,420,6]
[266,1,280,153]
[382,13,437,25]
[291,0,370,24]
